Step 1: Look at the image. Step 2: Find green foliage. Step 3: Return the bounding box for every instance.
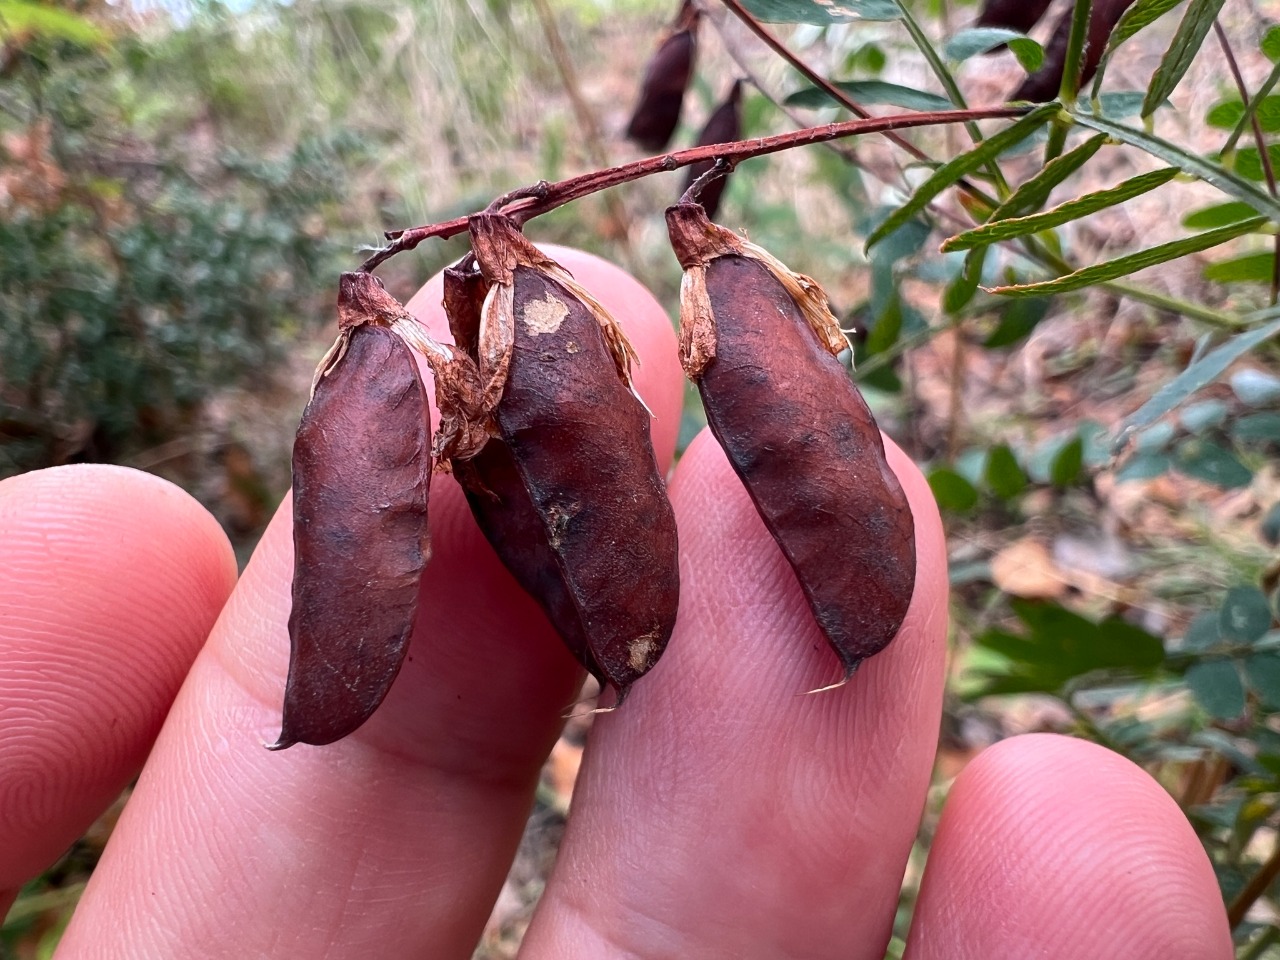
[0,5,365,477]
[986,217,1269,298]
[785,80,951,112]
[865,104,1058,251]
[1116,310,1280,446]
[11,0,1280,953]
[1141,0,1227,118]
[738,0,901,23]
[943,28,1043,73]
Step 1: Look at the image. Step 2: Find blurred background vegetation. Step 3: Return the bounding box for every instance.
[3,0,1280,955]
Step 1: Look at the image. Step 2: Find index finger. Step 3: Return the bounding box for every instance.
[56,247,684,959]
[519,429,949,959]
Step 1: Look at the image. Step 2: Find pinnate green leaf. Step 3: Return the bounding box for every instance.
[1234,412,1280,444]
[1263,25,1280,63]
[986,217,1268,299]
[1174,438,1252,489]
[1244,653,1280,708]
[988,134,1108,222]
[1206,97,1280,133]
[943,167,1178,252]
[984,296,1052,348]
[944,28,1043,72]
[1183,201,1260,229]
[1183,611,1222,652]
[1073,112,1280,223]
[945,27,1019,60]
[1220,587,1272,644]
[928,467,979,512]
[1105,0,1187,57]
[1116,309,1280,447]
[785,81,951,113]
[1204,253,1274,284]
[1050,435,1084,487]
[1143,0,1228,119]
[985,444,1028,499]
[1230,145,1280,182]
[970,601,1164,696]
[866,104,1058,252]
[738,0,900,23]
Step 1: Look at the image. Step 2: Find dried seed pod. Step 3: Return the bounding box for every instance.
[1013,0,1135,102]
[625,0,699,152]
[435,260,606,683]
[680,79,744,221]
[271,273,432,750]
[433,217,680,700]
[666,202,915,680]
[975,0,1053,35]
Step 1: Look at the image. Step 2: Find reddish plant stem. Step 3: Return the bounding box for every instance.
[718,0,993,203]
[361,105,1024,272]
[1228,833,1280,928]
[719,0,875,122]
[1214,19,1280,305]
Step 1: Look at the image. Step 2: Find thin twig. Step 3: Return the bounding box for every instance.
[704,4,871,175]
[360,106,1024,272]
[1214,18,1279,305]
[529,0,636,261]
[721,0,1003,200]
[1228,834,1280,927]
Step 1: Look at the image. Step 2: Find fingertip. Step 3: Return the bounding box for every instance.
[0,464,237,888]
[907,733,1232,960]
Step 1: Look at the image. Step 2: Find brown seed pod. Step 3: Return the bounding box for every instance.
[975,0,1053,36]
[666,202,915,681]
[434,259,605,683]
[680,79,744,221]
[271,273,432,750]
[432,216,680,700]
[625,0,700,152]
[1013,0,1136,102]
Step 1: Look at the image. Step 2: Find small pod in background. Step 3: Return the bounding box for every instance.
[432,217,680,701]
[271,273,432,750]
[1013,0,1136,102]
[665,202,916,681]
[625,0,700,152]
[975,0,1053,35]
[680,79,744,221]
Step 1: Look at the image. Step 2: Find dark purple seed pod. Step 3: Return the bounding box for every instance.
[434,261,607,685]
[1013,0,1136,102]
[681,79,744,221]
[975,0,1053,36]
[666,202,915,682]
[625,0,700,152]
[432,217,680,701]
[272,273,432,749]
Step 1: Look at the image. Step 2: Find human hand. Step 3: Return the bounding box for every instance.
[1,250,1231,958]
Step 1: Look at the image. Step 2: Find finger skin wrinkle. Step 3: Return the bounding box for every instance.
[0,465,236,889]
[905,735,1232,960]
[520,431,949,960]
[60,249,683,960]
